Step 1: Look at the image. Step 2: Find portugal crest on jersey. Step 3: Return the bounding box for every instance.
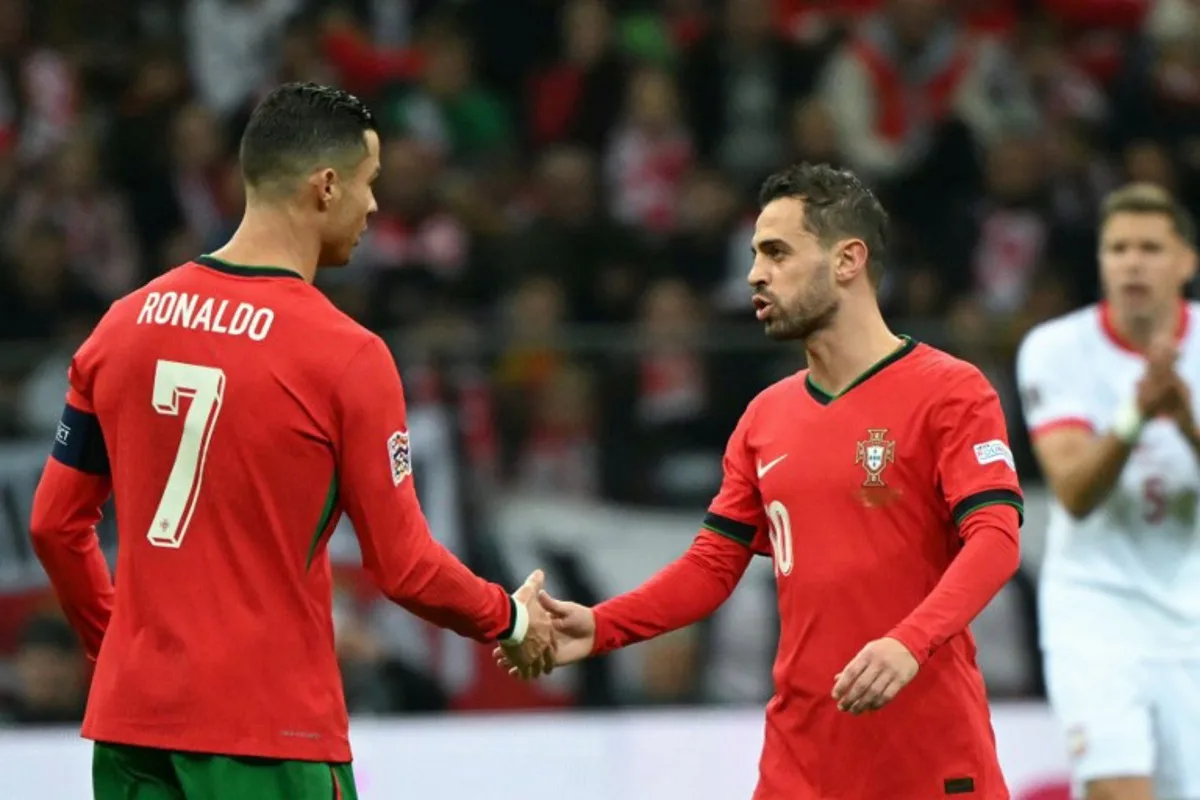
[855,428,895,487]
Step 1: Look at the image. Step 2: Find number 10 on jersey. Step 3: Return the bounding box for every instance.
[766,500,794,577]
[147,360,226,548]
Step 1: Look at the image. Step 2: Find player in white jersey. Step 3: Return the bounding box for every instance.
[1017,184,1200,800]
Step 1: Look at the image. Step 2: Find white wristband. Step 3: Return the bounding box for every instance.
[1112,395,1145,444]
[500,597,529,646]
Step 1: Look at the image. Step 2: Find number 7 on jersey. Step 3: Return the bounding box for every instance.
[148,360,226,548]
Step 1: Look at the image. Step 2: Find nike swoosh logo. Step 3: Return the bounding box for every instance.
[756,454,788,479]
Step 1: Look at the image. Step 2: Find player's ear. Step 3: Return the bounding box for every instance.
[310,168,339,211]
[833,239,869,284]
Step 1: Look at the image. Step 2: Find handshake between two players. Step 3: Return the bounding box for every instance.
[31,82,1023,800]
[497,575,923,717]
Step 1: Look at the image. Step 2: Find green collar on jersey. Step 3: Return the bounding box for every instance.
[195,254,305,280]
[805,335,918,406]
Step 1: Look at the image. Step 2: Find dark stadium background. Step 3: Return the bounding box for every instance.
[0,0,1195,775]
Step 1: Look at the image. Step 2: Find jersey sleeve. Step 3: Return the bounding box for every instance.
[702,403,769,554]
[332,337,516,642]
[29,336,116,661]
[591,530,752,655]
[887,503,1021,664]
[1016,324,1096,437]
[933,369,1024,527]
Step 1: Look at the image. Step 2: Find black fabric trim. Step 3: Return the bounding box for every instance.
[194,254,305,280]
[51,404,110,475]
[944,776,975,795]
[804,378,833,405]
[701,512,757,547]
[952,488,1025,526]
[804,336,919,406]
[497,596,518,641]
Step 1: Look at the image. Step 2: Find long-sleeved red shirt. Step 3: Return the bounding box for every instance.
[592,341,1023,800]
[592,505,1019,662]
[30,255,516,763]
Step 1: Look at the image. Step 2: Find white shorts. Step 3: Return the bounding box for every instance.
[1044,650,1200,799]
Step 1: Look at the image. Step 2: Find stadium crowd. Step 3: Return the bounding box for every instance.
[0,0,1198,723]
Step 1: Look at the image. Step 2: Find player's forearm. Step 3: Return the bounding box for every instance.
[887,504,1020,664]
[376,534,515,643]
[30,536,113,661]
[1050,433,1136,519]
[28,462,115,660]
[591,531,750,656]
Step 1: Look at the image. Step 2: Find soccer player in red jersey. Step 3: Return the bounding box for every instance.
[27,83,555,800]
[498,164,1024,799]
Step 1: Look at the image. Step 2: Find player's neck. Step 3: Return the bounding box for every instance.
[210,206,321,284]
[804,310,904,396]
[1105,300,1183,352]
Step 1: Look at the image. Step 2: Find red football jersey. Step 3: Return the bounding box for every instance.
[30,257,518,763]
[704,339,1022,800]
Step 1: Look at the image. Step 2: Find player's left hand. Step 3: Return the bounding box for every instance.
[832,637,919,715]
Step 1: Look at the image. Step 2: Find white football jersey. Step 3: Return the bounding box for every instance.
[1017,302,1200,656]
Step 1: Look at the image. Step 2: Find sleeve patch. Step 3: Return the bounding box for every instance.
[702,512,757,547]
[387,429,411,486]
[51,404,110,475]
[973,439,1015,471]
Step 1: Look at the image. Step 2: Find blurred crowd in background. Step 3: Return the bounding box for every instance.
[0,0,1198,725]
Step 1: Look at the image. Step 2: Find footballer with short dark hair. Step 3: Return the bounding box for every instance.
[503,162,1024,800]
[30,82,556,800]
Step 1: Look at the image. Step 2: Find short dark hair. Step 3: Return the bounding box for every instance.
[758,163,889,284]
[239,82,376,190]
[1101,182,1196,247]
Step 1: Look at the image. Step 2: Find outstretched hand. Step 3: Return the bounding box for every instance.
[494,590,596,679]
[499,570,556,679]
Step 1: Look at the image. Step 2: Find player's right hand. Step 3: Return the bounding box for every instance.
[492,591,596,676]
[537,591,595,665]
[501,570,557,680]
[832,637,919,715]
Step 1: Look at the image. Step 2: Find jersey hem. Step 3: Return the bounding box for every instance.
[82,725,352,764]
